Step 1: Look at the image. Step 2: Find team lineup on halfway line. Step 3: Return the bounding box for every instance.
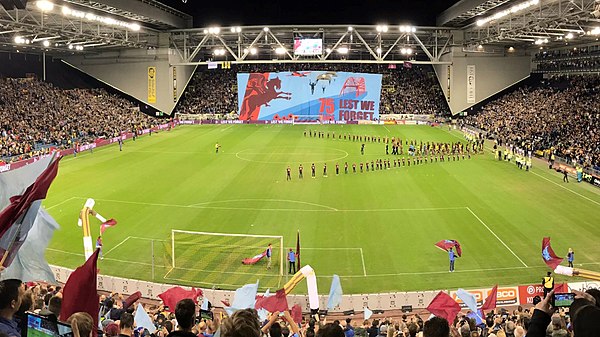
[282,130,486,180]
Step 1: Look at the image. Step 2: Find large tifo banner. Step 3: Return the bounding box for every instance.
[237,71,382,122]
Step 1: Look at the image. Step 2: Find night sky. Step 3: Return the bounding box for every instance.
[157,0,460,27]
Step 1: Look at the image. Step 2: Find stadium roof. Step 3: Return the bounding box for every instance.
[169,25,454,65]
[0,0,191,54]
[440,0,600,49]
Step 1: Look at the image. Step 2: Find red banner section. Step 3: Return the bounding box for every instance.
[518,284,545,305]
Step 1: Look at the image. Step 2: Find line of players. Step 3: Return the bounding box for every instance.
[286,151,472,180]
[304,129,484,156]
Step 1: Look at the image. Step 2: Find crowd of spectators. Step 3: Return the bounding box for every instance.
[175,64,448,116]
[534,48,600,73]
[0,78,156,162]
[1,278,599,337]
[464,75,600,169]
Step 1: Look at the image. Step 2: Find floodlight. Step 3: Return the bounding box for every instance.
[36,1,54,11]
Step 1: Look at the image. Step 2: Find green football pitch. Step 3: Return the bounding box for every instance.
[43,124,600,294]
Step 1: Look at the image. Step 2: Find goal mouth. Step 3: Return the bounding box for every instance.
[167,230,284,288]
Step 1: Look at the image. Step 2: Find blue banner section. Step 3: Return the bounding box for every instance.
[237,71,382,121]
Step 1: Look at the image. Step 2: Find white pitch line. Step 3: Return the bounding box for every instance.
[189,198,339,211]
[220,125,234,132]
[477,143,600,207]
[44,197,77,210]
[530,170,600,207]
[466,207,528,267]
[360,248,367,276]
[337,265,536,277]
[383,125,391,133]
[104,236,131,257]
[47,247,555,279]
[71,196,466,213]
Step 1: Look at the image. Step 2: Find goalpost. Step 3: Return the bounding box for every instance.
[170,230,284,276]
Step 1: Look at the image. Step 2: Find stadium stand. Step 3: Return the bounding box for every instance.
[533,47,600,73]
[0,78,156,162]
[464,75,600,169]
[175,64,449,116]
[3,280,599,337]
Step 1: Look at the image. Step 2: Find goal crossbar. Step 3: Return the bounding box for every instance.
[170,229,284,276]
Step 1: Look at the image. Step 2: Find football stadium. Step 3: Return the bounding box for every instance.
[1,0,600,336]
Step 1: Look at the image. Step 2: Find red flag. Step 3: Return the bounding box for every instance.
[555,283,568,293]
[542,237,563,270]
[434,240,462,257]
[427,291,461,324]
[481,285,498,311]
[123,291,141,309]
[100,219,117,235]
[59,249,100,336]
[291,305,302,324]
[0,157,60,267]
[255,289,289,312]
[158,286,203,310]
[296,230,301,268]
[242,250,266,265]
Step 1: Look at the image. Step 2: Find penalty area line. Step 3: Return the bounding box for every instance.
[360,248,367,276]
[466,207,528,267]
[104,236,131,257]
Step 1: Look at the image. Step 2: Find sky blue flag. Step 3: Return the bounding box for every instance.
[201,297,209,311]
[456,288,478,314]
[364,307,373,320]
[467,310,484,325]
[135,304,157,333]
[225,281,260,315]
[326,275,343,310]
[257,308,269,322]
[0,208,58,283]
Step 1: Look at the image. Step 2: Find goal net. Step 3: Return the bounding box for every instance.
[168,230,284,280]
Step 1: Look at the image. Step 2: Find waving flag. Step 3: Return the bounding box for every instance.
[427,291,461,324]
[434,240,462,257]
[364,307,373,320]
[0,157,60,267]
[481,285,498,311]
[60,249,100,336]
[255,288,288,312]
[542,237,563,269]
[100,219,117,235]
[0,208,58,282]
[134,304,156,334]
[326,275,343,310]
[456,289,478,313]
[242,250,267,265]
[158,287,203,310]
